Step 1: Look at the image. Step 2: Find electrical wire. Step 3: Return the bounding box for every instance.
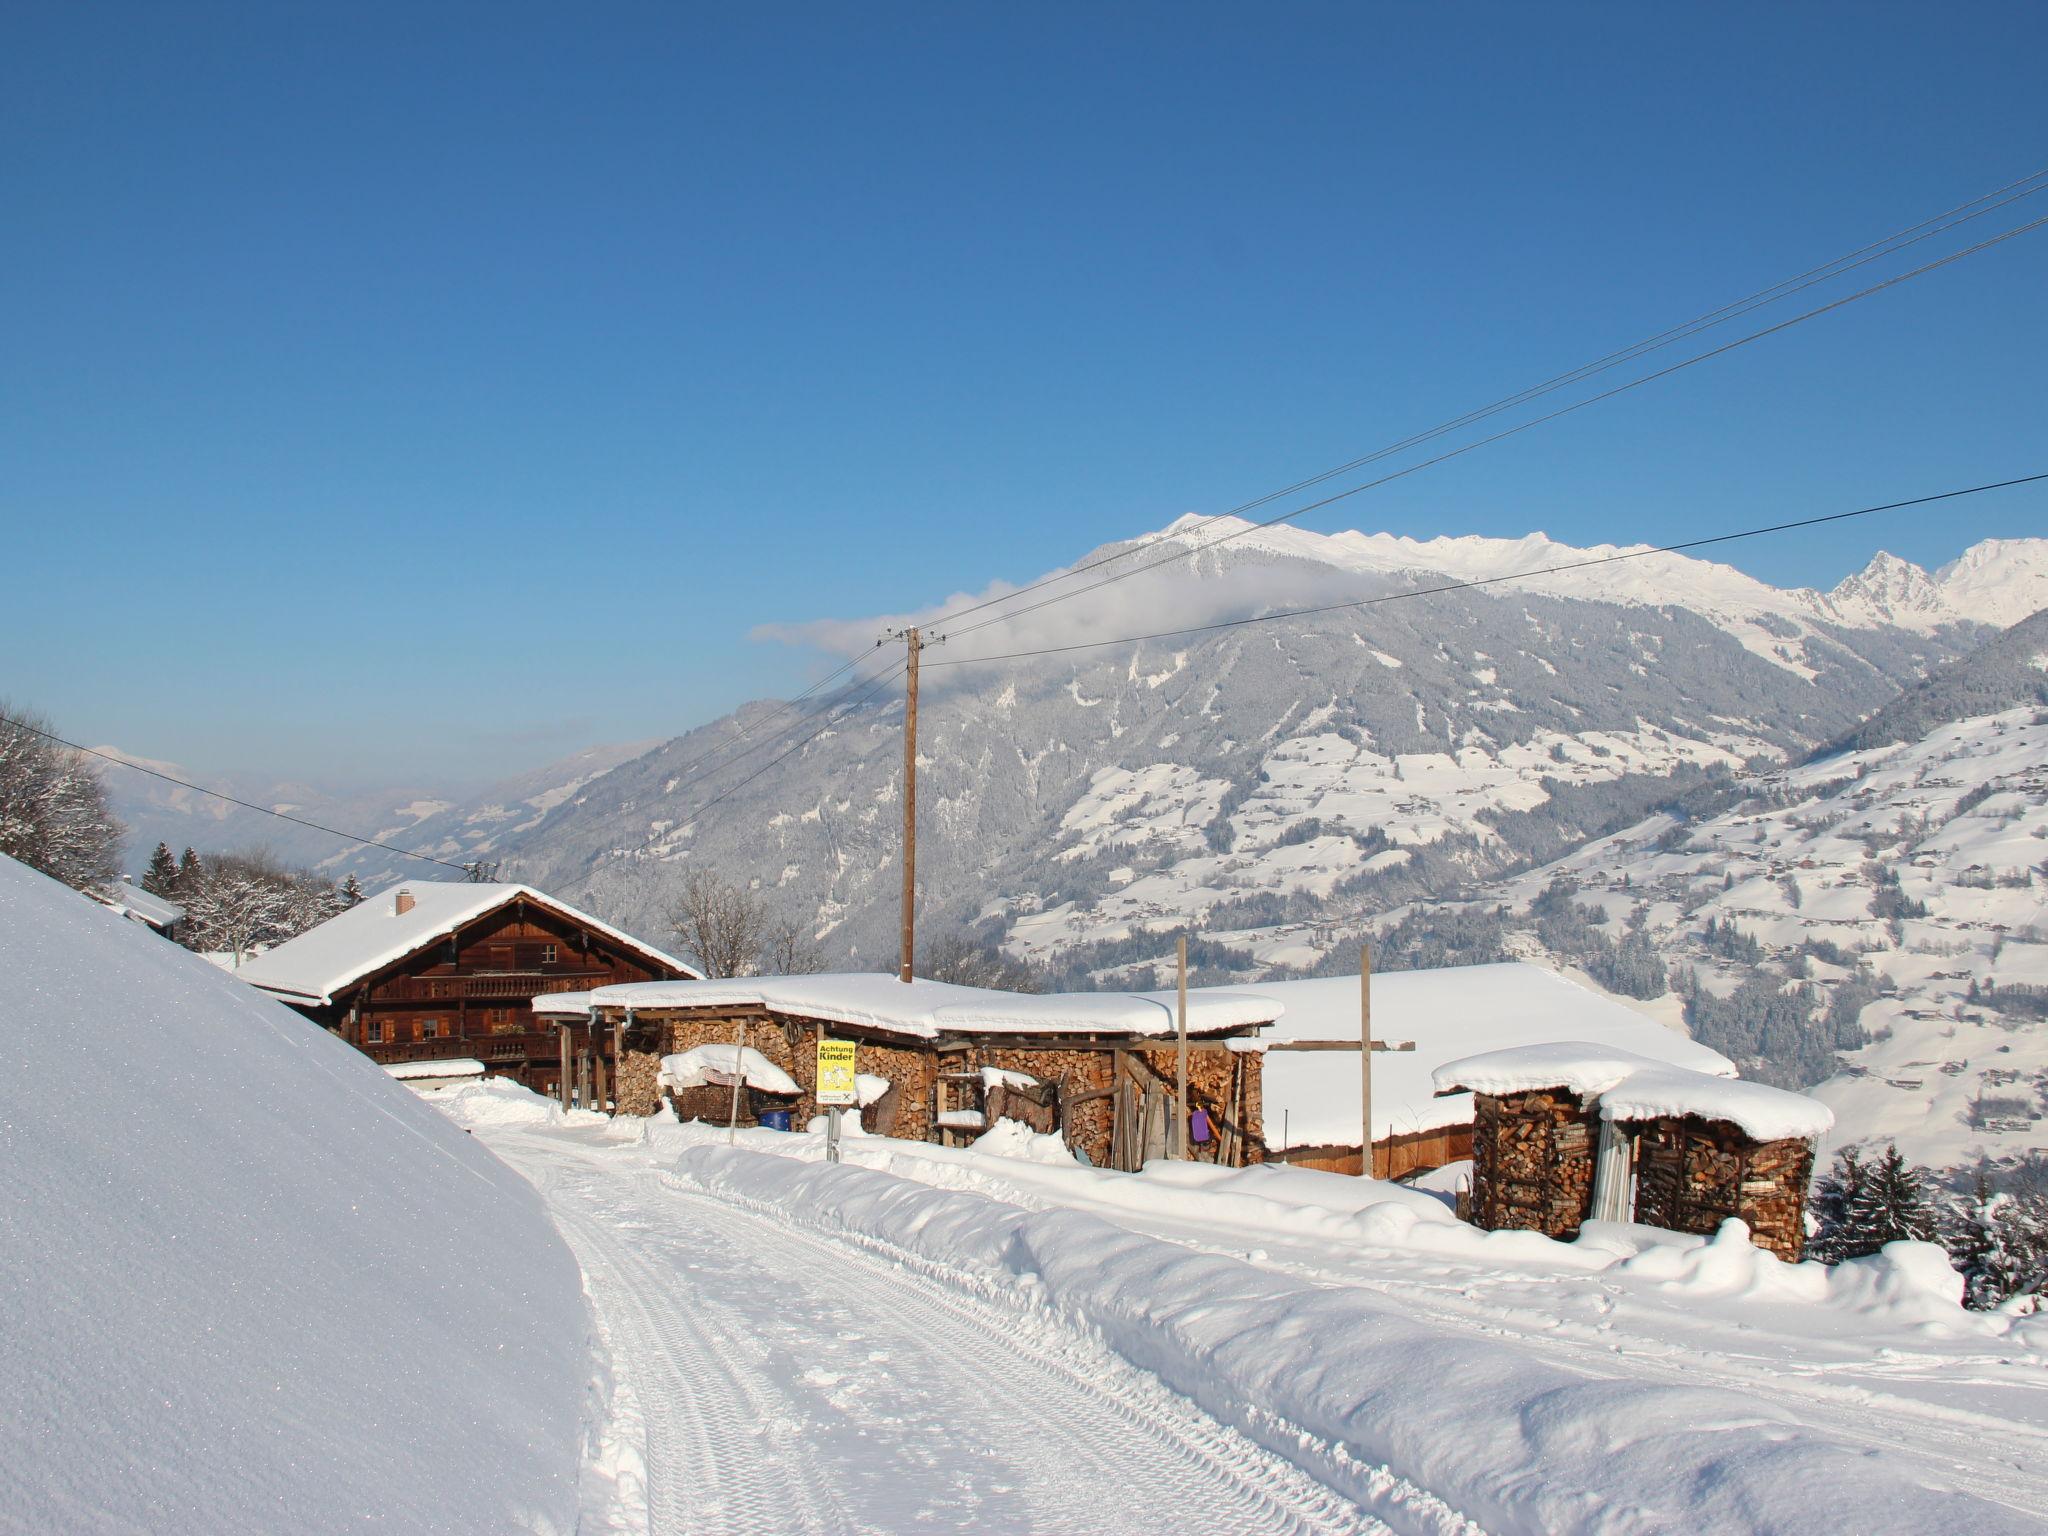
[939,210,2048,645]
[926,473,2048,667]
[915,167,2048,637]
[0,718,481,874]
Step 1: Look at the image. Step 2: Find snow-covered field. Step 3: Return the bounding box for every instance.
[429,1085,2048,1534]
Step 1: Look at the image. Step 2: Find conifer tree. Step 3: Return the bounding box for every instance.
[141,842,180,898]
[338,873,364,910]
[1808,1147,1865,1263]
[176,846,202,896]
[1842,1144,1940,1255]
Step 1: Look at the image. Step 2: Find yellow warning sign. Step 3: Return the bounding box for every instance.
[816,1038,858,1106]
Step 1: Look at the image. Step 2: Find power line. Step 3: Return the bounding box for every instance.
[926,473,2048,667]
[2,718,479,875]
[940,210,2048,645]
[914,166,2048,637]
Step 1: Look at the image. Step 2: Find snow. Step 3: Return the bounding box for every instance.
[979,1065,1039,1090]
[91,878,184,928]
[971,1117,1080,1164]
[533,988,593,1015]
[936,1109,987,1129]
[1598,1064,1835,1141]
[589,970,1282,1040]
[234,878,694,1005]
[382,1055,485,1080]
[1434,1042,1831,1142]
[854,1071,892,1107]
[647,1136,2039,1535]
[1246,963,1733,1148]
[0,854,588,1533]
[659,1044,801,1095]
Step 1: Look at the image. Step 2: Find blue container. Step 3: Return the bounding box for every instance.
[757,1110,793,1132]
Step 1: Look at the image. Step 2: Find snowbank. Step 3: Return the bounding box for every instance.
[970,1117,1079,1165]
[383,1055,485,1081]
[0,856,590,1534]
[658,1043,800,1095]
[668,1145,2029,1536]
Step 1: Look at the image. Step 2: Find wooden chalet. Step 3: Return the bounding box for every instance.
[546,973,1280,1169]
[236,881,696,1096]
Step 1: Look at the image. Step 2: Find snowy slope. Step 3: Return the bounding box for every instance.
[0,854,589,1534]
[1489,703,2048,1168]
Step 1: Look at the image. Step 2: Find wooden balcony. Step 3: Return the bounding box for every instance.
[377,971,610,1003]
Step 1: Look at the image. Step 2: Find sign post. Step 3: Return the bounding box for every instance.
[816,1037,858,1164]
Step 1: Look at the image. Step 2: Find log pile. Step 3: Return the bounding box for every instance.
[1468,1089,1599,1239]
[614,1049,662,1117]
[1632,1116,1814,1261]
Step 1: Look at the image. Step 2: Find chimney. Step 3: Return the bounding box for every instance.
[394,889,415,916]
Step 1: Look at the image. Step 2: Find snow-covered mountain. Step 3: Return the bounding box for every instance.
[1825,541,2048,632]
[401,518,2039,972]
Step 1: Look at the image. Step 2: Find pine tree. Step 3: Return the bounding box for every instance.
[176,847,203,896]
[1808,1147,1865,1263]
[141,842,180,898]
[338,873,364,909]
[1842,1144,1941,1256]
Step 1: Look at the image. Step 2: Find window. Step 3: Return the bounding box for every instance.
[366,1021,384,1044]
[540,943,558,965]
[419,1019,440,1041]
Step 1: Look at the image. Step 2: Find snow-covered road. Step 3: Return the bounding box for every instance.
[496,1130,1387,1535]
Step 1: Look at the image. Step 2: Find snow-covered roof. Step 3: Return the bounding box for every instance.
[234,881,695,1005]
[383,1058,487,1081]
[1433,1042,1832,1143]
[91,881,184,929]
[586,971,1281,1041]
[1245,962,1735,1149]
[531,990,592,1016]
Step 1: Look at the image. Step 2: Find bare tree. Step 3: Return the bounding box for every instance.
[765,919,827,976]
[918,932,1043,992]
[0,703,123,894]
[667,867,770,978]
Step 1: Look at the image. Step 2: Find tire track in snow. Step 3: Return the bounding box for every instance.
[503,1135,1398,1535]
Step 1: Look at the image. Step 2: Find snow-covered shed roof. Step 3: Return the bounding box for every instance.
[584,971,1282,1042]
[235,881,695,1006]
[1433,1042,1833,1143]
[383,1057,487,1082]
[1243,962,1736,1150]
[532,989,594,1016]
[91,880,184,930]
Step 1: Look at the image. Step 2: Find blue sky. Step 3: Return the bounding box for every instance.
[5,2,2045,786]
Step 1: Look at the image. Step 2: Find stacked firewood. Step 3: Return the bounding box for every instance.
[1634,1117,1815,1261]
[1469,1090,1599,1239]
[614,1050,662,1116]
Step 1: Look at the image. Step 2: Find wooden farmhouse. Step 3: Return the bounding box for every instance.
[89,878,185,941]
[237,881,696,1096]
[539,972,1281,1169]
[1245,963,1736,1180]
[1433,1042,1831,1260]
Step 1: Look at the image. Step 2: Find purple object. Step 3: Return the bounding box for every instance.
[1190,1109,1214,1144]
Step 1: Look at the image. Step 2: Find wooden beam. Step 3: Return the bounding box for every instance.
[1264,1039,1416,1052]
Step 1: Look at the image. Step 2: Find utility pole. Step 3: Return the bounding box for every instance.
[1176,934,1190,1160]
[899,626,922,984]
[1360,940,1373,1178]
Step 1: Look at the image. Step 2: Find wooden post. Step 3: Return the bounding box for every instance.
[1175,934,1189,1160]
[558,1024,571,1112]
[899,626,922,984]
[1360,941,1373,1178]
[726,1020,746,1145]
